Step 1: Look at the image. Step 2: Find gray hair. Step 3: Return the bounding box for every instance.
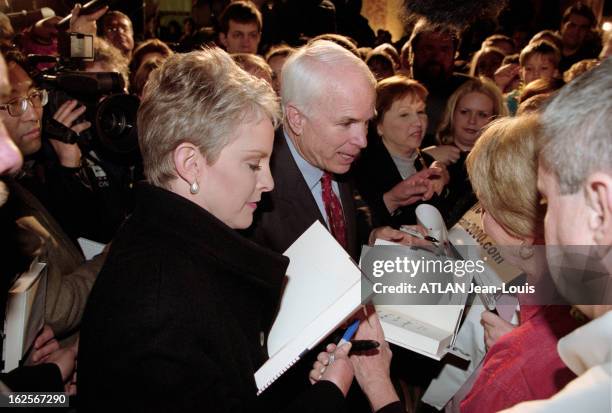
[540,57,612,194]
[280,40,375,117]
[138,47,280,189]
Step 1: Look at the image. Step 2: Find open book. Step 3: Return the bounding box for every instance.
[255,221,369,395]
[2,258,47,372]
[365,239,470,360]
[364,204,522,360]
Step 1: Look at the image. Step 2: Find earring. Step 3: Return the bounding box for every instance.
[189,181,199,195]
[519,245,534,260]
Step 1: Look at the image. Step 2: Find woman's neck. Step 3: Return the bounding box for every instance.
[453,141,472,152]
[382,139,415,159]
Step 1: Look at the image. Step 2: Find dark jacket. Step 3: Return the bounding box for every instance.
[353,135,443,228]
[247,129,361,260]
[78,183,345,412]
[443,151,477,228]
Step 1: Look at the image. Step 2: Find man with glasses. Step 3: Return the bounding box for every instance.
[101,10,134,58]
[1,48,130,244]
[0,51,82,396]
[0,48,105,342]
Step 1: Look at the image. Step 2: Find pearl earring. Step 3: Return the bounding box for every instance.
[189,181,199,195]
[519,245,534,260]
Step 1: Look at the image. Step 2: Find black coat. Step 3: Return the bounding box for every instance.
[353,135,444,228]
[78,184,345,412]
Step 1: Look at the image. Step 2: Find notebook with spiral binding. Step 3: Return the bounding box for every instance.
[254,221,368,395]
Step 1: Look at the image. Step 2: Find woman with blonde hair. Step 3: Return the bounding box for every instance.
[424,77,508,226]
[459,115,581,412]
[78,48,356,412]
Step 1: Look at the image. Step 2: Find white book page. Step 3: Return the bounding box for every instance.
[267,221,362,356]
[378,304,463,333]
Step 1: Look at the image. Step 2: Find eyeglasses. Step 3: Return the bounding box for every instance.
[0,90,48,117]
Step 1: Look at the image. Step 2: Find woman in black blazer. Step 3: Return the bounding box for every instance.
[353,75,449,228]
[77,49,355,413]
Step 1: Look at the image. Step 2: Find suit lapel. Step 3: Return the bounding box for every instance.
[270,130,326,228]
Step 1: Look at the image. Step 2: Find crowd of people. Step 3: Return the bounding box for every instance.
[0,0,610,412]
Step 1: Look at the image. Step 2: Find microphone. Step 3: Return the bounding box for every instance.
[6,7,55,31]
[57,0,121,31]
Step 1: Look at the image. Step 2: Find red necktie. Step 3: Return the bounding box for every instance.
[321,172,347,249]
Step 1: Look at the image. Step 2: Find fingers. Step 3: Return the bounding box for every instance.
[71,121,92,135]
[89,6,109,21]
[412,167,437,181]
[318,350,332,366]
[70,4,82,21]
[334,341,352,358]
[481,310,503,326]
[54,100,87,127]
[33,325,54,349]
[412,224,429,237]
[31,338,60,363]
[421,178,435,200]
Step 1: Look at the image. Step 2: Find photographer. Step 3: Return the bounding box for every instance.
[0,52,78,394]
[4,46,129,243]
[0,46,105,338]
[8,3,138,243]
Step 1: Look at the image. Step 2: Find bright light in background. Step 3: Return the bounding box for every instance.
[603,22,612,32]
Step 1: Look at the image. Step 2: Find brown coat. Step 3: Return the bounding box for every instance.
[6,179,104,338]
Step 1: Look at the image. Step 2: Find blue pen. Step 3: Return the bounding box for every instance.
[338,319,360,347]
[326,319,360,366]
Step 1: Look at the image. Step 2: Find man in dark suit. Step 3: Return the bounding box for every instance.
[246,39,422,412]
[248,39,418,260]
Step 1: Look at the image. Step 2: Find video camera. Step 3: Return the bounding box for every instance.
[29,18,139,164]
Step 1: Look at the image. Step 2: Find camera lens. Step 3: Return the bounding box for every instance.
[95,94,140,154]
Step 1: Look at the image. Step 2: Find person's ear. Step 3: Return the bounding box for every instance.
[173,142,203,193]
[219,32,228,48]
[376,121,383,137]
[584,172,612,245]
[285,104,305,136]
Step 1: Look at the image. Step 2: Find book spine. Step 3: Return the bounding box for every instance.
[256,356,300,396]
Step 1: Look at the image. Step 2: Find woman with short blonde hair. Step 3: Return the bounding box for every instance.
[467,115,544,239]
[138,48,280,188]
[79,48,355,410]
[459,114,581,412]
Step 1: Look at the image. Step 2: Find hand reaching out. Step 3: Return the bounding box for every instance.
[69,3,109,35]
[494,63,520,93]
[383,168,437,213]
[428,161,449,196]
[368,225,433,248]
[422,145,461,165]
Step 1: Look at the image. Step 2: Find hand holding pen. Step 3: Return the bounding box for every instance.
[308,319,359,396]
[400,225,439,243]
[350,305,400,411]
